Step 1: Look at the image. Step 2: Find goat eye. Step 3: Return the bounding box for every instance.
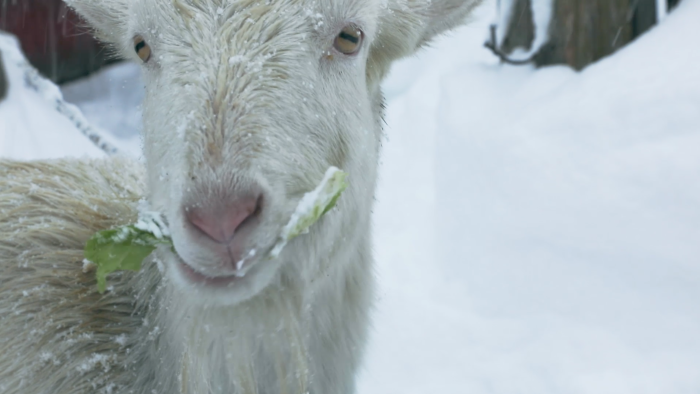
[333,25,363,55]
[133,35,152,63]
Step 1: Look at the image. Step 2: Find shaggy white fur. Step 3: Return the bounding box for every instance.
[0,1,481,393]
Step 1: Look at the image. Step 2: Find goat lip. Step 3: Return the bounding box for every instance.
[175,257,245,287]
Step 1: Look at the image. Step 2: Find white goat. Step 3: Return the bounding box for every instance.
[0,1,481,393]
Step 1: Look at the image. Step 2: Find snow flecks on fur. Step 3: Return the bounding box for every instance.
[76,353,117,375]
[0,159,146,394]
[135,199,171,239]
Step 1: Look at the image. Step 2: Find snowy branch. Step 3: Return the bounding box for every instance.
[487,0,554,65]
[484,25,535,65]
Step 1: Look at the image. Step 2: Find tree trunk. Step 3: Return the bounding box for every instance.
[633,0,658,38]
[0,50,7,101]
[500,0,535,55]
[500,0,657,70]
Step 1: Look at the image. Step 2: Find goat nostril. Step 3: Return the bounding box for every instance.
[186,194,262,243]
[239,194,263,228]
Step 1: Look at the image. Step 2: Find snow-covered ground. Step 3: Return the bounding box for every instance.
[0,33,107,159]
[1,1,699,393]
[363,1,700,393]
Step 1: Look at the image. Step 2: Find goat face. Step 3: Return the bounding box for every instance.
[66,0,481,305]
[68,0,381,305]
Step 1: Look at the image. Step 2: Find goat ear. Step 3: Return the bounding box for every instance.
[65,0,129,45]
[421,0,484,44]
[368,0,481,84]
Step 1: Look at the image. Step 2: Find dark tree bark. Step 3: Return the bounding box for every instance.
[500,0,535,55]
[633,0,658,38]
[497,0,658,70]
[0,0,119,84]
[0,51,7,101]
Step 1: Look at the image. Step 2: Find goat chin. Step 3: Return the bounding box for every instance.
[0,158,373,394]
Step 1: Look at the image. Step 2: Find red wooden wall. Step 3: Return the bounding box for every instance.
[0,0,117,84]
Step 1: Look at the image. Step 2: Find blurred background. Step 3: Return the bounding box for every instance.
[0,0,685,82]
[1,1,698,393]
[0,0,115,83]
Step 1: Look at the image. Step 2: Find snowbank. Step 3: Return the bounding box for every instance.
[0,33,127,160]
[360,1,700,393]
[61,62,143,153]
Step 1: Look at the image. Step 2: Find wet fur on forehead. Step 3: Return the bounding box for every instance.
[128,0,379,140]
[127,0,378,41]
[69,0,483,93]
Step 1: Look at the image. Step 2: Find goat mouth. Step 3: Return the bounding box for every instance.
[174,254,250,288]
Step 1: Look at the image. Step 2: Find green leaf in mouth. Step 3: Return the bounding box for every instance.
[84,225,171,293]
[84,167,348,292]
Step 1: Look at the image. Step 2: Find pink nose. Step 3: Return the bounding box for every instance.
[186,195,261,244]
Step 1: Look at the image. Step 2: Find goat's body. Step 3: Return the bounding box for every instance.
[0,159,372,394]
